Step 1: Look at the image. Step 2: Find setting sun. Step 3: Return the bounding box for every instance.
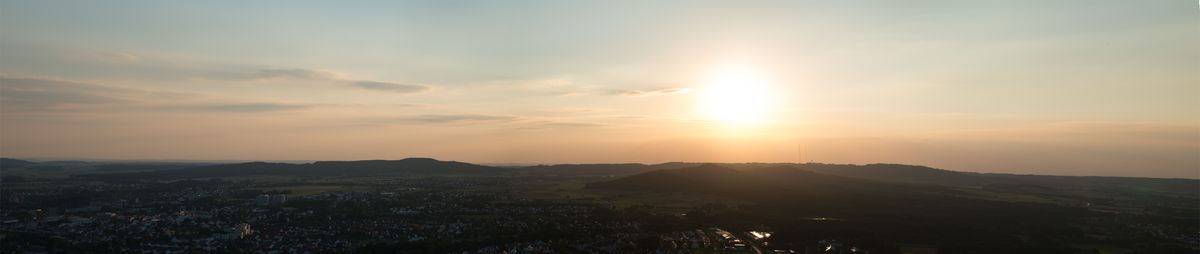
[699,67,777,124]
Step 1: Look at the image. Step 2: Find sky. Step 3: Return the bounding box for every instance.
[0,1,1196,178]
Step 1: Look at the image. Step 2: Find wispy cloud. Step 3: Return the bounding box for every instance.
[391,114,606,129]
[529,121,607,128]
[235,68,431,94]
[404,114,519,123]
[0,76,183,111]
[461,77,593,97]
[240,68,338,81]
[613,87,692,97]
[319,103,424,108]
[3,45,432,94]
[172,103,311,113]
[0,76,312,114]
[350,81,431,93]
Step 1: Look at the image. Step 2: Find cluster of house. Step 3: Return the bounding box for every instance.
[254,194,287,206]
[467,228,754,254]
[2,179,715,253]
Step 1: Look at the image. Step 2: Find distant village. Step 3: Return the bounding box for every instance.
[1,178,828,253]
[2,172,1195,253]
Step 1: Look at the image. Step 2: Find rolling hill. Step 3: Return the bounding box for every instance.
[59,159,1198,197]
[0,158,35,169]
[587,164,957,205]
[80,158,506,180]
[515,163,696,176]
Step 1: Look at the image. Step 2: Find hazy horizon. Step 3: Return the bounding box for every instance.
[6,156,1199,180]
[1,1,1197,178]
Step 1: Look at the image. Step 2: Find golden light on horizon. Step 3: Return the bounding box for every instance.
[698,66,778,125]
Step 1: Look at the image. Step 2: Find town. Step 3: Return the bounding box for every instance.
[7,163,1200,254]
[1,177,832,253]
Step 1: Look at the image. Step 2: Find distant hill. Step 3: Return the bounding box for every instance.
[81,158,506,180]
[0,158,35,169]
[516,163,695,176]
[93,162,219,172]
[518,162,994,181]
[587,164,955,204]
[797,163,1198,194]
[588,163,1198,225]
[69,159,1200,195]
[800,163,981,184]
[598,162,1199,195]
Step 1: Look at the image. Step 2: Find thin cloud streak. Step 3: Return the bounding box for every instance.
[240,68,338,81]
[351,81,431,93]
[613,87,692,97]
[0,76,186,111]
[0,76,314,114]
[403,114,519,123]
[170,103,311,113]
[235,68,431,94]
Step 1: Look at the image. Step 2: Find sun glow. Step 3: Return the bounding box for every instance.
[699,67,777,125]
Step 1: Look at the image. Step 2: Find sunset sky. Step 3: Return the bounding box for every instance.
[1,1,1196,178]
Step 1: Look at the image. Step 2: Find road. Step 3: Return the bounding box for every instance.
[741,231,765,254]
[704,228,765,254]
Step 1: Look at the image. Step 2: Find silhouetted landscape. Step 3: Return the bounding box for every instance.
[2,158,1196,253]
[2,1,1197,253]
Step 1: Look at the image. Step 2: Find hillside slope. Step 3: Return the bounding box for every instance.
[81,158,505,180]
